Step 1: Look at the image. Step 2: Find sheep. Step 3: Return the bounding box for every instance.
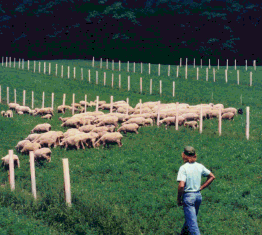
[8,103,20,110]
[71,103,82,108]
[100,103,115,111]
[184,121,199,130]
[33,107,54,116]
[57,105,72,113]
[1,154,20,168]
[117,123,139,134]
[92,126,115,133]
[222,112,235,120]
[107,113,126,123]
[213,104,224,110]
[21,142,41,154]
[25,133,43,142]
[17,111,24,115]
[79,125,96,133]
[159,116,185,128]
[31,123,51,134]
[95,132,123,148]
[122,117,146,126]
[182,113,200,122]
[34,131,64,148]
[1,111,5,116]
[58,117,71,123]
[59,135,84,150]
[208,110,220,119]
[15,105,31,114]
[144,118,154,126]
[79,101,90,107]
[75,132,99,148]
[61,117,81,129]
[41,114,52,119]
[33,148,52,162]
[222,108,237,115]
[15,140,31,152]
[63,128,82,139]
[96,116,119,128]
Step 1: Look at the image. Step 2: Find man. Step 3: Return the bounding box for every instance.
[177,146,216,235]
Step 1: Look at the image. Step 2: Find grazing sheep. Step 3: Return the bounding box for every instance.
[213,104,224,110]
[222,112,235,120]
[122,117,146,126]
[8,103,20,110]
[1,111,5,116]
[117,123,139,134]
[75,132,99,148]
[208,110,220,119]
[71,103,82,108]
[15,140,31,152]
[21,142,41,154]
[59,135,84,150]
[15,105,31,114]
[25,133,43,142]
[31,123,51,134]
[92,126,115,133]
[61,117,81,129]
[33,148,52,162]
[41,114,52,119]
[182,113,200,122]
[222,107,237,115]
[144,118,154,126]
[17,111,24,115]
[95,132,123,148]
[79,125,96,133]
[63,128,82,139]
[184,121,199,130]
[4,109,13,118]
[79,101,90,107]
[57,105,72,113]
[1,154,20,168]
[96,116,119,128]
[100,103,115,111]
[34,131,64,148]
[33,107,54,116]
[58,117,71,123]
[159,116,185,128]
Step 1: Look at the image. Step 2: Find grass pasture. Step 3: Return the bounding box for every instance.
[0,60,261,234]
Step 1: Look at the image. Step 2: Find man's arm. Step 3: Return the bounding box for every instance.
[177,181,185,206]
[200,172,215,191]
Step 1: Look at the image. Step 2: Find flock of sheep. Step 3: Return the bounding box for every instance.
[1,99,242,167]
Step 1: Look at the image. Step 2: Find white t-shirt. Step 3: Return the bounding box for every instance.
[177,162,211,192]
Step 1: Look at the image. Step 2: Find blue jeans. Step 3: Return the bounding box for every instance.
[181,191,202,235]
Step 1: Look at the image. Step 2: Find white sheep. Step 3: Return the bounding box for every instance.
[184,121,199,130]
[117,123,139,134]
[15,140,31,151]
[8,103,20,110]
[96,116,119,128]
[222,112,235,120]
[1,154,20,168]
[41,114,52,119]
[20,142,41,154]
[34,131,64,148]
[31,123,51,134]
[17,111,24,115]
[25,133,43,142]
[59,135,84,150]
[95,132,123,147]
[61,117,81,129]
[79,125,96,133]
[122,117,146,126]
[33,148,52,162]
[63,128,82,139]
[1,111,5,116]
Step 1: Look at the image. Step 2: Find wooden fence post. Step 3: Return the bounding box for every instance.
[49,63,51,75]
[63,158,71,207]
[158,64,160,76]
[127,61,129,72]
[235,59,236,70]
[200,59,202,69]
[67,66,70,79]
[119,74,121,89]
[106,59,108,69]
[100,58,102,69]
[23,90,26,106]
[73,67,76,79]
[9,150,15,191]
[104,72,106,86]
[133,62,135,73]
[140,77,142,94]
[159,80,162,96]
[14,89,16,103]
[126,97,129,116]
[92,57,94,67]
[61,65,63,78]
[111,74,114,88]
[88,69,91,83]
[42,92,45,108]
[194,58,195,68]
[177,66,179,78]
[19,59,21,69]
[34,61,36,73]
[7,87,9,104]
[81,68,83,80]
[168,65,170,76]
[206,68,208,81]
[112,60,114,71]
[119,60,121,71]
[28,60,29,70]
[237,70,239,85]
[173,81,175,97]
[31,91,34,109]
[44,62,46,74]
[180,58,182,67]
[185,62,187,79]
[199,104,203,134]
[96,96,99,112]
[209,59,210,69]
[84,94,87,113]
[96,71,98,84]
[250,72,252,86]
[225,70,228,83]
[245,60,247,71]
[197,67,199,80]
[72,93,75,115]
[56,64,58,76]
[14,58,16,68]
[246,106,249,140]
[150,79,152,95]
[29,151,37,200]
[51,92,54,110]
[128,76,130,91]
[39,61,40,73]
[110,96,113,113]
[218,107,222,136]
[226,59,228,70]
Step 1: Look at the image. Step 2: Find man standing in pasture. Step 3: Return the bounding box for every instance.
[177,146,216,235]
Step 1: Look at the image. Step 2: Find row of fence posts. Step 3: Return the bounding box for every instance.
[5,102,250,205]
[1,57,256,89]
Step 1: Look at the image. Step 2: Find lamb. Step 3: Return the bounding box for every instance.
[41,114,52,119]
[31,123,51,134]
[117,123,139,134]
[20,142,41,154]
[15,140,31,151]
[95,132,123,147]
[1,154,20,168]
[222,112,235,120]
[61,117,81,129]
[122,117,146,126]
[17,111,24,115]
[3,110,13,117]
[33,148,52,162]
[184,121,199,130]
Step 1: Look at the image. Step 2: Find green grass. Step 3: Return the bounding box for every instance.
[0,60,261,234]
